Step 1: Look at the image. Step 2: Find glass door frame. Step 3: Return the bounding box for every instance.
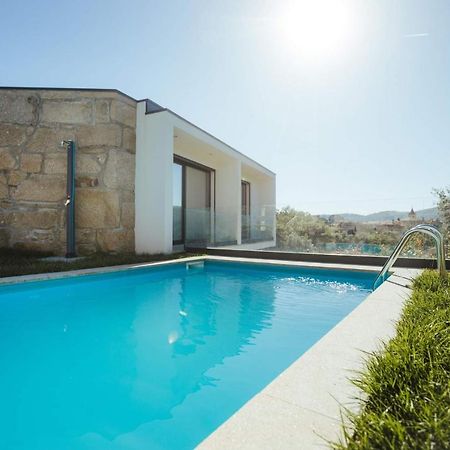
[173,155,215,246]
[241,180,251,242]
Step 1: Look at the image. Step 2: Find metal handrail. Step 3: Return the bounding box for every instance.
[373,224,447,290]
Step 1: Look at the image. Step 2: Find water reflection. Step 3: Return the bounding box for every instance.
[130,271,276,425]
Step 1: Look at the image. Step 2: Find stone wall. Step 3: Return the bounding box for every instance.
[0,88,136,255]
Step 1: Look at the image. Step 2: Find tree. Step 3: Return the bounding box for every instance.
[433,187,450,254]
[276,207,344,251]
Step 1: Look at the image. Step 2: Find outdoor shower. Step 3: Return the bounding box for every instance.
[60,140,76,258]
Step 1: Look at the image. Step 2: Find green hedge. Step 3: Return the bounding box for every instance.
[336,270,450,450]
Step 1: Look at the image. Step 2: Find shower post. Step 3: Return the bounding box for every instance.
[61,140,77,258]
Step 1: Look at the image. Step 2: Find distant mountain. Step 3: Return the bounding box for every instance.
[319,207,439,223]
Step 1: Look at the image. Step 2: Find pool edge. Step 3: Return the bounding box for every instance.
[0,255,207,286]
[0,255,381,287]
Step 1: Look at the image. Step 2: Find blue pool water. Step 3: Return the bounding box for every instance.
[0,261,374,450]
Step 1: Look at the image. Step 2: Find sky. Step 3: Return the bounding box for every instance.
[1,0,449,214]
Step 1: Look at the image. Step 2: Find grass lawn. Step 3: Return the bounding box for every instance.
[336,270,450,449]
[0,249,199,278]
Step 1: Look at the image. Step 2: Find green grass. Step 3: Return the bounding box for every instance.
[0,248,199,278]
[335,270,450,450]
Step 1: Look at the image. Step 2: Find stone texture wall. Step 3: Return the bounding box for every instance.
[0,88,136,255]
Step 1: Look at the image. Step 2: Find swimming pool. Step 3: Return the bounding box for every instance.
[0,259,374,450]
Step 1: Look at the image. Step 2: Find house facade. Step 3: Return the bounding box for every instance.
[0,87,276,255]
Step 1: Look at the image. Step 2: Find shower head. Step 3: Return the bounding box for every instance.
[60,140,73,150]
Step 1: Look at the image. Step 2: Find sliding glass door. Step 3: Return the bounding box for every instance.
[173,156,214,246]
[185,165,211,245]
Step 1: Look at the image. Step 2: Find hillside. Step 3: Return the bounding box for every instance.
[320,207,438,223]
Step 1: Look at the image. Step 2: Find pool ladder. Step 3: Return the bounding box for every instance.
[373,224,447,290]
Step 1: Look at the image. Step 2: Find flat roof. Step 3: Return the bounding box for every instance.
[141,99,276,176]
[0,86,138,102]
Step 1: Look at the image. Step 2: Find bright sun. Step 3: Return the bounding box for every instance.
[277,0,354,63]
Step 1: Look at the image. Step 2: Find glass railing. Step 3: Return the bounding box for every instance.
[185,207,212,246]
[241,204,276,244]
[199,201,449,259]
[273,240,439,258]
[174,207,238,247]
[213,210,239,246]
[271,206,447,258]
[175,194,450,259]
[175,205,276,249]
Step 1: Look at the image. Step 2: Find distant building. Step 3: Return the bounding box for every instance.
[408,208,417,221]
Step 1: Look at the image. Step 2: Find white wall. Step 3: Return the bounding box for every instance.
[135,104,173,254]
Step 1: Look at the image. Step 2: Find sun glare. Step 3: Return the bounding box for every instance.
[277,0,355,63]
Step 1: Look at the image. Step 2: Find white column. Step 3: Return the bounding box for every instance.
[135,104,173,254]
[215,158,241,245]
